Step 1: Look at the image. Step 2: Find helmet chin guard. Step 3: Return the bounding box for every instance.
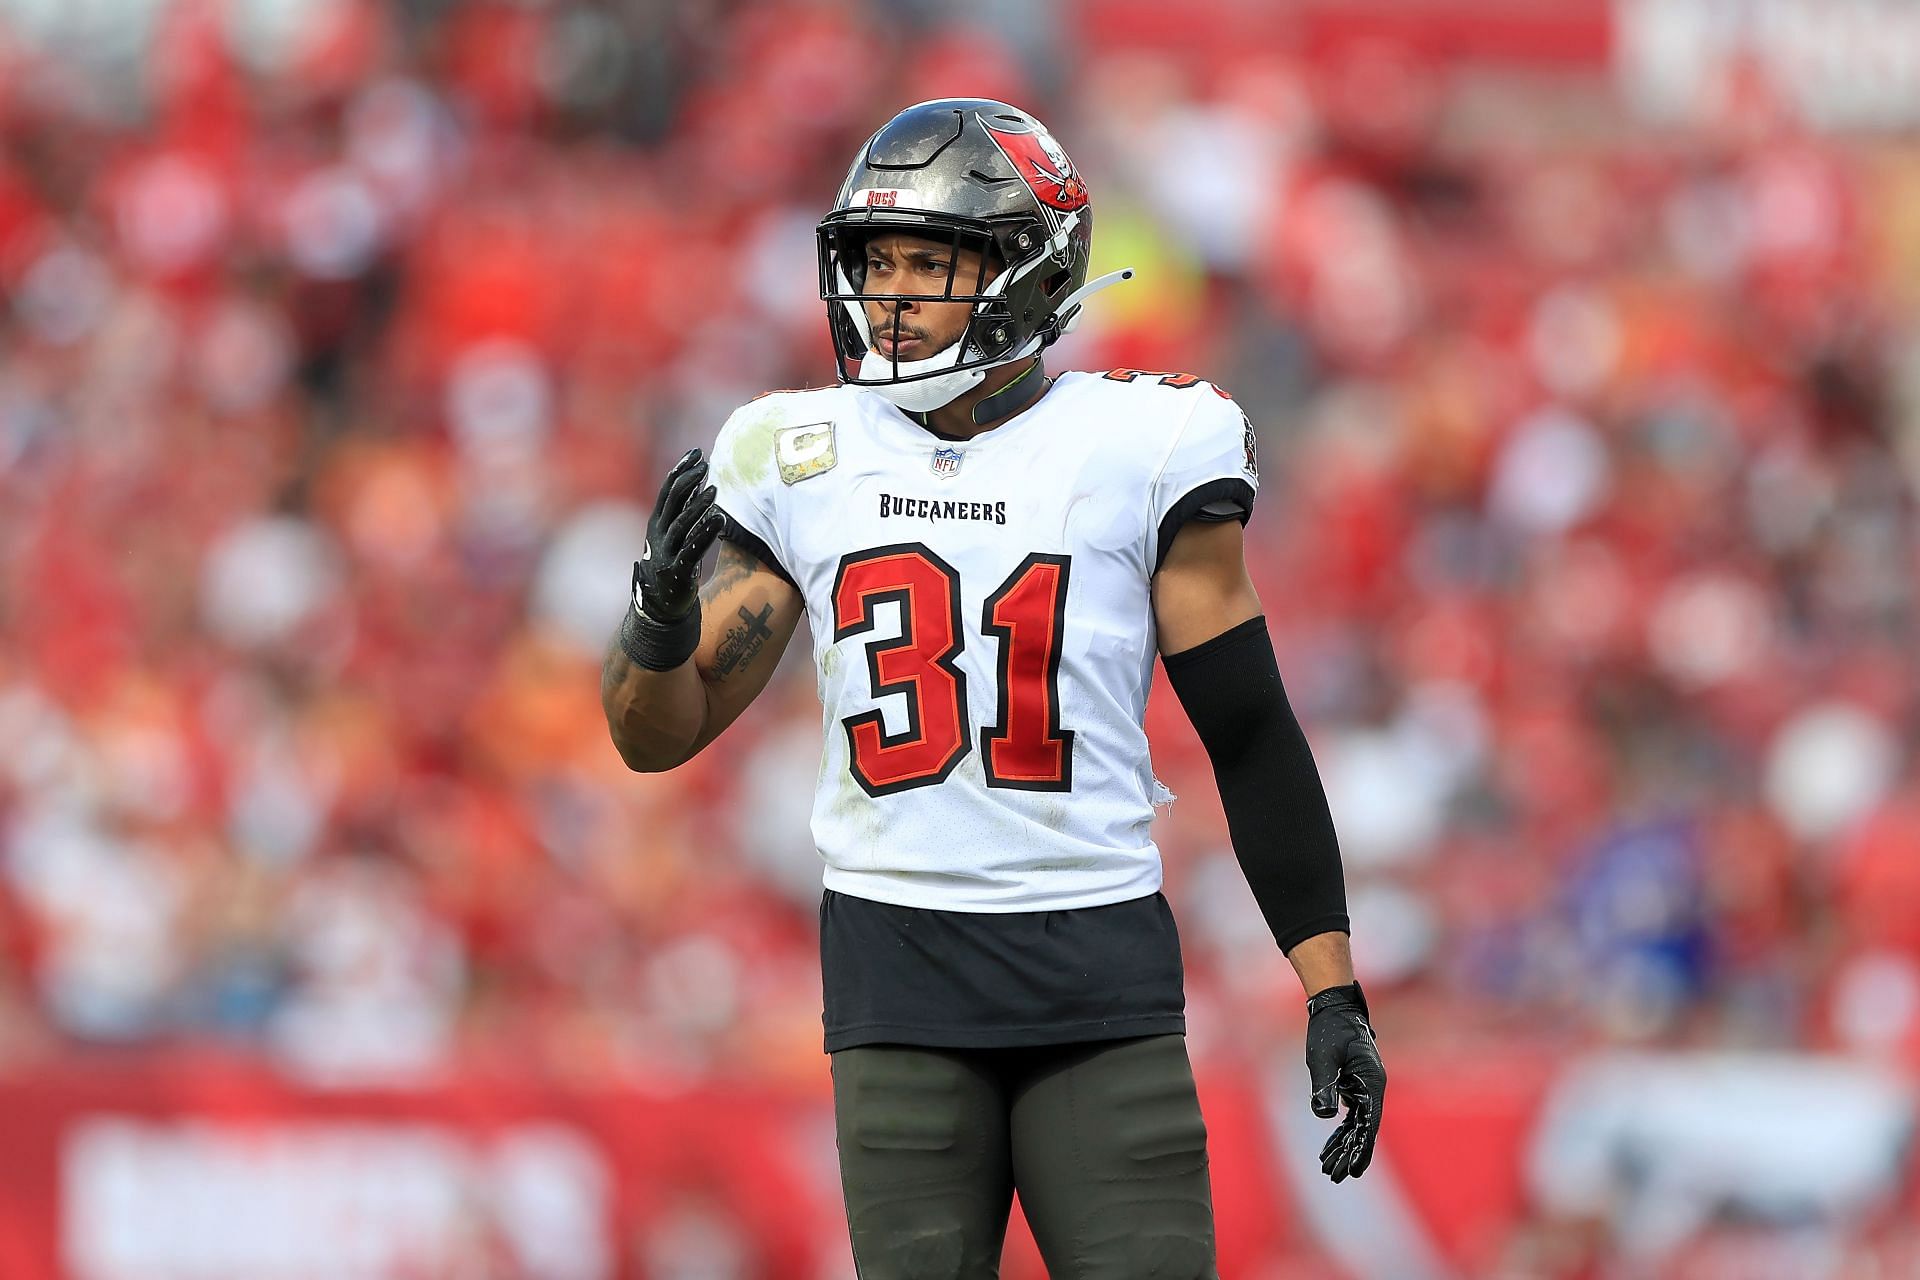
[855,330,1050,413]
[856,346,984,412]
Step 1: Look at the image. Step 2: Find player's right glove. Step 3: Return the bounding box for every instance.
[1305,982,1385,1183]
[619,448,724,670]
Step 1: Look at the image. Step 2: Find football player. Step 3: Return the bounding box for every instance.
[602,99,1384,1278]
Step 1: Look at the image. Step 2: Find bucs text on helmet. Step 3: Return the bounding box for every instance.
[817,98,1132,413]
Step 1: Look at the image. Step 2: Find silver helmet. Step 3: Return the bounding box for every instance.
[818,99,1128,412]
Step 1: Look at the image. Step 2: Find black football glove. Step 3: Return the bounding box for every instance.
[1305,982,1385,1183]
[620,448,724,670]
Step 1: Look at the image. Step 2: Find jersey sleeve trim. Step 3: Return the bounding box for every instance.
[717,508,797,587]
[1153,477,1256,573]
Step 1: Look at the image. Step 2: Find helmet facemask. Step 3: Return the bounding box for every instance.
[818,208,1084,412]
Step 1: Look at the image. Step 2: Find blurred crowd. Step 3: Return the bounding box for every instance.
[1,0,1918,1259]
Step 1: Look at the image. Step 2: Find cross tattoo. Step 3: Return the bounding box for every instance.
[736,603,774,645]
[712,601,777,677]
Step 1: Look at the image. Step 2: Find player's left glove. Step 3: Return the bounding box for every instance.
[1305,982,1385,1183]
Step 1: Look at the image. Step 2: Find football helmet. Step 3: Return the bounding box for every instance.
[818,98,1133,412]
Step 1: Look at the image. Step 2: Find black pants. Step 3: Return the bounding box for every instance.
[830,1034,1218,1279]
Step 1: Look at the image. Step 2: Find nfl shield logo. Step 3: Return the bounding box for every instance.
[930,446,963,479]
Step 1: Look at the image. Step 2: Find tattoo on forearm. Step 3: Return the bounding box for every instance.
[701,540,755,606]
[712,602,775,677]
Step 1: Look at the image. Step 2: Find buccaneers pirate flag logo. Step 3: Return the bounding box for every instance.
[980,115,1090,213]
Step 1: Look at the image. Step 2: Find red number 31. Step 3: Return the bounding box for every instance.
[832,545,1074,796]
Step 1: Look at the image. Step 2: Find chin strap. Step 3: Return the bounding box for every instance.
[971,357,1048,425]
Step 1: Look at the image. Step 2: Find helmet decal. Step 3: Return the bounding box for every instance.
[848,187,922,210]
[979,114,1089,214]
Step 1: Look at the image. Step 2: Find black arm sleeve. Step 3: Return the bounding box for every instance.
[1162,615,1349,953]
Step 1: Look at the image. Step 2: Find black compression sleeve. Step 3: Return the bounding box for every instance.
[1163,616,1349,953]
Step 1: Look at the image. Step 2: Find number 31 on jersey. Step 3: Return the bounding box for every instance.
[832,544,1073,797]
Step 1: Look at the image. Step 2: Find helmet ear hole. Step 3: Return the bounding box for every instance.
[1043,269,1070,299]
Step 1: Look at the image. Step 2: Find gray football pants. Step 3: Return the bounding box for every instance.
[830,1034,1219,1279]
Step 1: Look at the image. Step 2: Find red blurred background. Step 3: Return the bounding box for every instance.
[2,0,1918,1276]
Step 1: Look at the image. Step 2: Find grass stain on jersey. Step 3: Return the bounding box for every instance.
[827,765,889,864]
[714,406,784,492]
[1035,797,1069,834]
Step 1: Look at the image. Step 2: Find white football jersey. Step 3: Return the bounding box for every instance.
[709,370,1258,912]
